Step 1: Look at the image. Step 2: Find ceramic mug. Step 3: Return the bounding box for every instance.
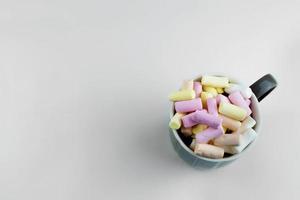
[169,74,277,169]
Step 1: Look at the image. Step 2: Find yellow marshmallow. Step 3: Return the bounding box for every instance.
[169,90,195,101]
[218,102,247,121]
[200,91,213,108]
[201,75,229,88]
[169,113,185,129]
[203,86,218,97]
[216,87,224,94]
[181,80,194,90]
[221,126,227,134]
[192,124,208,134]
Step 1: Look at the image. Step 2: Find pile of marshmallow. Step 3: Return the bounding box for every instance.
[169,75,257,159]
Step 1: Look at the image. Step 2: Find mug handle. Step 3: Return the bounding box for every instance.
[250,74,277,102]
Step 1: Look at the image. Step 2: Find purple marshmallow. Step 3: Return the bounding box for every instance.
[191,110,222,128]
[175,98,202,113]
[181,112,199,128]
[196,126,223,143]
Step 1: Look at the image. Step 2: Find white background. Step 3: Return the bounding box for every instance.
[0,0,299,199]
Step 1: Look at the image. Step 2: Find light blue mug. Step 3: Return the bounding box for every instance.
[169,74,277,169]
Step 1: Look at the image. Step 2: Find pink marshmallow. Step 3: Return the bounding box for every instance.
[196,126,223,144]
[181,110,208,128]
[175,98,202,113]
[245,98,251,106]
[216,94,230,105]
[207,98,218,116]
[181,112,200,128]
[228,91,252,115]
[193,82,202,97]
[191,110,222,129]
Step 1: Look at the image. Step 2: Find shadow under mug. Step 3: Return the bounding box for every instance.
[169,74,277,169]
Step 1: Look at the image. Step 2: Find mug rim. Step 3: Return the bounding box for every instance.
[170,74,261,162]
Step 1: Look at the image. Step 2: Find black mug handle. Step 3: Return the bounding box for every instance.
[250,74,277,102]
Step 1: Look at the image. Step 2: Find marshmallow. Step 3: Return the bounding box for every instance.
[214,134,240,146]
[242,116,256,129]
[181,127,192,137]
[193,81,202,97]
[221,129,257,154]
[219,114,241,131]
[194,143,224,159]
[207,98,218,116]
[216,87,224,94]
[228,91,252,115]
[222,126,227,133]
[224,83,241,94]
[169,113,185,129]
[245,99,251,106]
[175,98,202,113]
[241,87,252,99]
[181,112,199,128]
[181,80,194,90]
[192,124,208,134]
[233,116,256,134]
[225,83,253,99]
[216,94,230,105]
[190,139,196,150]
[195,126,223,143]
[192,110,222,129]
[201,75,229,88]
[203,86,218,97]
[169,90,195,101]
[219,102,247,121]
[200,91,213,108]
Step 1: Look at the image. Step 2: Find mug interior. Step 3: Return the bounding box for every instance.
[170,74,261,162]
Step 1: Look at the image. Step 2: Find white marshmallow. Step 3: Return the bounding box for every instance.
[221,128,257,154]
[240,87,253,99]
[224,84,253,99]
[233,116,256,134]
